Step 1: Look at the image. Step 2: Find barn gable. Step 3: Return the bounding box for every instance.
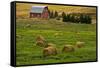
[30,6,47,13]
[30,6,49,18]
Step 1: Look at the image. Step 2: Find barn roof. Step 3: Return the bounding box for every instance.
[30,6,47,13]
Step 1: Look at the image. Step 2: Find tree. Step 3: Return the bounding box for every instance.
[62,12,70,22]
[62,12,67,22]
[62,12,66,17]
[70,14,75,22]
[48,9,50,18]
[86,15,92,24]
[67,14,71,22]
[65,14,70,22]
[49,11,54,18]
[54,11,58,18]
[79,14,92,24]
[80,14,84,23]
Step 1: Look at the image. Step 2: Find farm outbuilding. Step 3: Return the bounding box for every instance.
[30,6,49,18]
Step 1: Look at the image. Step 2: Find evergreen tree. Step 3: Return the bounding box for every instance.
[66,14,70,22]
[79,14,92,24]
[86,15,92,24]
[80,14,84,23]
[62,12,66,17]
[62,12,67,22]
[54,11,58,18]
[70,15,75,22]
[65,14,70,22]
[48,10,50,18]
[50,11,54,18]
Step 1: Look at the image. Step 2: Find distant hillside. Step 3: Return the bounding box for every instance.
[16,3,96,19]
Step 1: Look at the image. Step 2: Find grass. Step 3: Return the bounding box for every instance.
[16,3,96,19]
[16,2,97,66]
[16,18,96,65]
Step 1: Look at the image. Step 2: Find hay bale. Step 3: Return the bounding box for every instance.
[54,33,59,36]
[43,46,57,57]
[35,35,46,47]
[36,41,45,47]
[54,33,63,37]
[45,43,54,47]
[36,35,46,42]
[62,45,75,52]
[76,41,85,48]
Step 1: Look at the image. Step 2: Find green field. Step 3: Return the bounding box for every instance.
[16,18,96,65]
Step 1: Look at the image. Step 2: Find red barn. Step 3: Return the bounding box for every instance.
[30,6,49,18]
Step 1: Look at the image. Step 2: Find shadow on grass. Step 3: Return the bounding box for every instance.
[31,55,85,60]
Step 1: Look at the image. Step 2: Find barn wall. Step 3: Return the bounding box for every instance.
[41,7,49,18]
[30,7,49,18]
[30,13,41,18]
[41,12,49,18]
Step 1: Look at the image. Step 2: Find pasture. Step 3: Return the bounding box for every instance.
[16,18,96,65]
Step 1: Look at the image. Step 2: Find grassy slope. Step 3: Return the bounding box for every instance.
[16,3,97,65]
[16,19,96,65]
[16,3,96,19]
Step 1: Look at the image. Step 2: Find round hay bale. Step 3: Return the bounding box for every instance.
[36,35,46,42]
[36,41,45,47]
[76,41,85,48]
[62,45,75,53]
[45,43,54,47]
[43,46,57,57]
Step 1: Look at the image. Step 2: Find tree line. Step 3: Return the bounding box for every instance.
[48,10,92,24]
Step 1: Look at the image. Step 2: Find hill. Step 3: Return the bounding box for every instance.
[16,3,96,19]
